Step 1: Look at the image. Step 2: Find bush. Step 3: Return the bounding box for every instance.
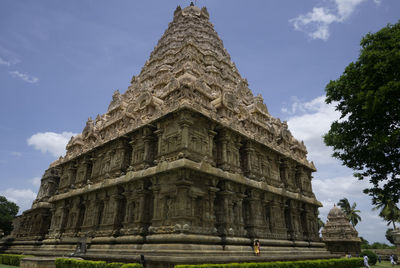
[55,258,107,268]
[107,263,126,268]
[55,258,142,268]
[0,254,32,266]
[120,264,143,268]
[174,258,364,268]
[360,250,377,265]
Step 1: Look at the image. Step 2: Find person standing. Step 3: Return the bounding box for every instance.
[363,255,370,268]
[253,240,260,256]
[390,255,397,266]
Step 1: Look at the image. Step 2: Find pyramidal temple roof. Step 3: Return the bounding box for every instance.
[322,206,361,242]
[56,4,315,170]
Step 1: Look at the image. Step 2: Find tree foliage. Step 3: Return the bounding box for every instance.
[373,194,400,229]
[360,237,369,249]
[0,196,19,236]
[337,197,361,227]
[324,21,400,204]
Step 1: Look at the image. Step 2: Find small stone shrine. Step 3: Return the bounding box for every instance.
[2,3,336,267]
[321,205,361,255]
[393,229,400,256]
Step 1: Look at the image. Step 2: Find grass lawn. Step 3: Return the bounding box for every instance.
[374,261,398,267]
[0,265,17,268]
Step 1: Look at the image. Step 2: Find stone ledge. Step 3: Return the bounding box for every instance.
[49,158,321,206]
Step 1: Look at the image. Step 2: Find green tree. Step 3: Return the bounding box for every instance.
[373,194,400,229]
[324,21,400,205]
[360,237,370,249]
[317,209,325,231]
[337,198,362,227]
[318,217,325,231]
[0,196,19,236]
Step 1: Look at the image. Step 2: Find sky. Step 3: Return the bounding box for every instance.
[0,0,399,244]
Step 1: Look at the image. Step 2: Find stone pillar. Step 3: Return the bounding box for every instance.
[206,179,218,232]
[90,154,102,180]
[154,128,163,159]
[234,191,246,237]
[67,163,77,188]
[102,151,112,177]
[175,171,193,224]
[110,190,125,233]
[47,207,57,237]
[244,189,267,238]
[96,193,111,236]
[150,177,162,224]
[279,158,289,187]
[143,126,155,167]
[136,182,151,235]
[295,166,303,191]
[262,198,272,236]
[241,142,254,178]
[75,200,86,234]
[94,199,105,229]
[207,129,217,164]
[81,194,96,234]
[120,187,135,235]
[290,201,302,240]
[221,140,228,168]
[215,181,234,236]
[59,202,70,235]
[270,197,287,239]
[178,115,193,155]
[122,188,134,223]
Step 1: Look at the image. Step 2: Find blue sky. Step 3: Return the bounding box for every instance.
[0,0,399,243]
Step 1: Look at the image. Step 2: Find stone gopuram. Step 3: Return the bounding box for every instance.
[2,4,335,267]
[321,206,361,255]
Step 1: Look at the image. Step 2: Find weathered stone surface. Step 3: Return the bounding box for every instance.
[321,206,361,255]
[2,3,337,266]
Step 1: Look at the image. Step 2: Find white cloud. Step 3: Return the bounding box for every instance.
[314,175,370,201]
[9,70,39,84]
[1,188,37,214]
[284,95,340,164]
[0,57,12,66]
[290,0,377,40]
[30,177,41,187]
[313,175,371,215]
[27,131,77,157]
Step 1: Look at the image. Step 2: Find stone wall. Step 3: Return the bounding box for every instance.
[11,109,320,245]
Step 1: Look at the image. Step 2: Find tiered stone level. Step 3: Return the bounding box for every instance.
[3,4,335,267]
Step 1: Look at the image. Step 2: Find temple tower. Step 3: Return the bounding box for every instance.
[3,4,336,267]
[321,206,361,255]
